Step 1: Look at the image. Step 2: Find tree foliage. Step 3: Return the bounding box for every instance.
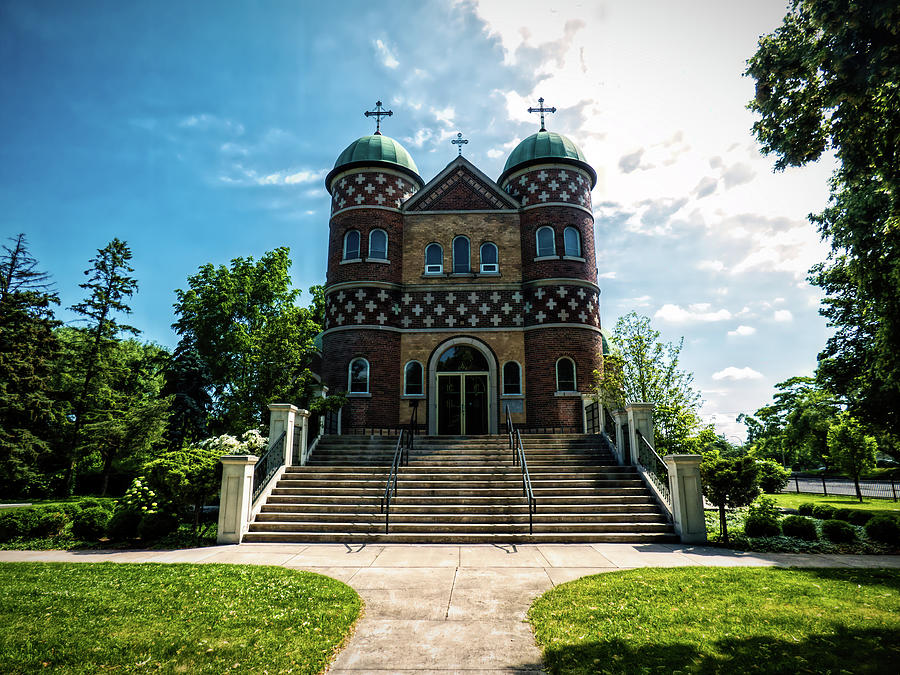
[143,444,221,532]
[171,248,322,436]
[827,414,877,502]
[747,0,900,447]
[700,455,760,544]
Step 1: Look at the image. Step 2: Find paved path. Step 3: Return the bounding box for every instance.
[2,543,899,674]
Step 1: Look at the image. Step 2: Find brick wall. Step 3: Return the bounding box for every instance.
[327,209,404,285]
[520,206,596,283]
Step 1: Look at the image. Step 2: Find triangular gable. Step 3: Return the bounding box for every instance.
[403,156,520,212]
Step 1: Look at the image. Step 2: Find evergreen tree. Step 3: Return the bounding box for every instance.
[64,239,139,495]
[0,234,60,496]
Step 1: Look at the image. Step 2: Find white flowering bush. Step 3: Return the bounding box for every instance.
[117,476,159,515]
[200,430,269,456]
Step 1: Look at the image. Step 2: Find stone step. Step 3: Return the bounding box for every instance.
[241,531,679,544]
[247,520,673,534]
[284,466,635,476]
[255,512,667,524]
[260,502,662,514]
[273,478,646,490]
[270,486,651,498]
[265,494,657,506]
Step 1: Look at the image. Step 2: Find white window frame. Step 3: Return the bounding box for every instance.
[403,360,425,397]
[368,229,388,260]
[563,226,582,258]
[479,242,499,274]
[425,243,443,274]
[348,357,370,395]
[536,226,556,258]
[555,357,577,392]
[502,361,522,396]
[343,230,361,261]
[452,235,470,274]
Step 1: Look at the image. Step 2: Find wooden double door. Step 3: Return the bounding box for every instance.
[436,372,489,435]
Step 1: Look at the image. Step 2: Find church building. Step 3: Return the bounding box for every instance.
[319,101,605,435]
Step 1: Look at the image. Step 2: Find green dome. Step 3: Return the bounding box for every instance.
[326,134,422,191]
[500,131,596,187]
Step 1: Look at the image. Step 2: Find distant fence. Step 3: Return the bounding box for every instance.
[782,475,898,501]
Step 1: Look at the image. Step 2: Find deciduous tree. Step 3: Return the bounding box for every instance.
[827,414,877,502]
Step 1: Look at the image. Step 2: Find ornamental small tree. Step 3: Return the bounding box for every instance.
[143,444,221,533]
[827,414,877,502]
[700,455,760,544]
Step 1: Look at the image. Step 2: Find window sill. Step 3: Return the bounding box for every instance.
[401,394,426,399]
[554,391,581,397]
[340,258,362,265]
[365,258,391,264]
[347,392,372,398]
[450,272,477,278]
[478,271,501,277]
[501,393,524,399]
[534,255,560,262]
[423,272,446,278]
[562,255,585,262]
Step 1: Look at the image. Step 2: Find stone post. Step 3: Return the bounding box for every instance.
[612,409,627,465]
[268,403,298,467]
[664,454,707,543]
[217,455,258,544]
[626,402,654,466]
[295,408,310,465]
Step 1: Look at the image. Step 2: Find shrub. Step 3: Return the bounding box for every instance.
[822,519,857,543]
[106,509,142,540]
[864,516,900,545]
[78,498,113,511]
[756,459,790,494]
[137,512,179,542]
[832,508,854,521]
[56,503,83,518]
[849,510,874,526]
[0,510,35,541]
[31,508,68,537]
[144,445,221,531]
[71,506,110,540]
[781,515,818,540]
[797,503,814,516]
[744,496,781,537]
[811,504,836,520]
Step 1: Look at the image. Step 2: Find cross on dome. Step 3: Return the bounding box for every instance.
[527,97,556,132]
[364,100,393,135]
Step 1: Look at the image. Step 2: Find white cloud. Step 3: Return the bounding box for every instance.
[727,325,756,337]
[284,170,325,185]
[712,366,764,381]
[654,303,731,323]
[431,106,456,127]
[597,271,617,279]
[697,259,724,272]
[722,162,756,189]
[774,309,793,322]
[486,148,504,159]
[374,39,399,69]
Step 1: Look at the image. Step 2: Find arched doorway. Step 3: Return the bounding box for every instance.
[428,338,497,435]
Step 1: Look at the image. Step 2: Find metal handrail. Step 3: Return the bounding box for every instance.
[635,429,671,506]
[380,404,417,534]
[252,430,286,502]
[506,406,536,534]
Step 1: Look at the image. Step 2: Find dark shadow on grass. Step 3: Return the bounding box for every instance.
[784,566,900,591]
[539,628,900,675]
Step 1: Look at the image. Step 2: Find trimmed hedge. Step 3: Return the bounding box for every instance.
[811,504,836,520]
[0,507,69,542]
[137,512,179,542]
[849,510,875,526]
[72,507,110,540]
[781,515,818,540]
[865,516,900,545]
[822,519,857,543]
[797,503,814,516]
[832,508,854,522]
[106,510,142,541]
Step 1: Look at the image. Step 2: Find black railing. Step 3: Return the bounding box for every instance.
[506,406,536,534]
[253,430,286,502]
[585,401,600,434]
[783,475,899,501]
[380,405,418,534]
[635,430,670,507]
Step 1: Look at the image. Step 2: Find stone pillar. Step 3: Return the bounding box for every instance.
[268,403,298,467]
[612,409,627,464]
[217,455,258,544]
[665,454,707,543]
[626,402,654,466]
[296,408,310,465]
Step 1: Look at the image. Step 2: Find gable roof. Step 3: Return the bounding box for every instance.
[403,156,520,212]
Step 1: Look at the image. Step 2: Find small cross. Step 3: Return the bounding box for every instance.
[451,132,468,156]
[528,97,556,132]
[365,100,393,135]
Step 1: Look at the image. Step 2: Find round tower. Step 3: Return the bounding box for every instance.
[500,129,603,429]
[321,133,423,430]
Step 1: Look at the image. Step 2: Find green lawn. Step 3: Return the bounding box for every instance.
[529,567,900,675]
[768,492,900,518]
[0,563,361,674]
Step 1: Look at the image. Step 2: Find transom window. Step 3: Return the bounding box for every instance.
[425,243,443,274]
[453,236,470,273]
[343,230,360,260]
[480,242,498,273]
[503,361,522,395]
[369,229,388,260]
[563,227,582,257]
[348,358,369,394]
[404,361,424,396]
[536,226,556,257]
[437,345,489,372]
[556,357,576,392]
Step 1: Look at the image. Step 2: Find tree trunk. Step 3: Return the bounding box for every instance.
[719,504,728,544]
[100,451,113,497]
[854,475,863,502]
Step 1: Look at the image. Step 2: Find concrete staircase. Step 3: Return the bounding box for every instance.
[242,434,677,544]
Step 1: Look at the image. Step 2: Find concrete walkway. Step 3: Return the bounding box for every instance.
[2,543,899,674]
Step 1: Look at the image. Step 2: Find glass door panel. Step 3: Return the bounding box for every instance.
[437,375,462,435]
[464,374,488,435]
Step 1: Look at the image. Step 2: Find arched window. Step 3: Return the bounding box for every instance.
[536,227,556,257]
[425,243,443,274]
[369,229,388,260]
[343,230,360,260]
[480,242,499,273]
[404,361,424,396]
[348,358,369,394]
[556,357,576,392]
[503,361,522,395]
[453,236,470,273]
[563,227,582,257]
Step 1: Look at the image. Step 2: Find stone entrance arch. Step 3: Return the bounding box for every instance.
[427,337,498,435]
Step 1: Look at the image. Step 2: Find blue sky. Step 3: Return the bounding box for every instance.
[1,0,834,440]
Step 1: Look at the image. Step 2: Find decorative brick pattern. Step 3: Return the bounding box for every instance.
[503,166,593,211]
[330,170,417,215]
[409,168,514,211]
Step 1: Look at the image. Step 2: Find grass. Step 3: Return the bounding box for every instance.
[528,567,900,675]
[0,562,361,674]
[768,492,900,518]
